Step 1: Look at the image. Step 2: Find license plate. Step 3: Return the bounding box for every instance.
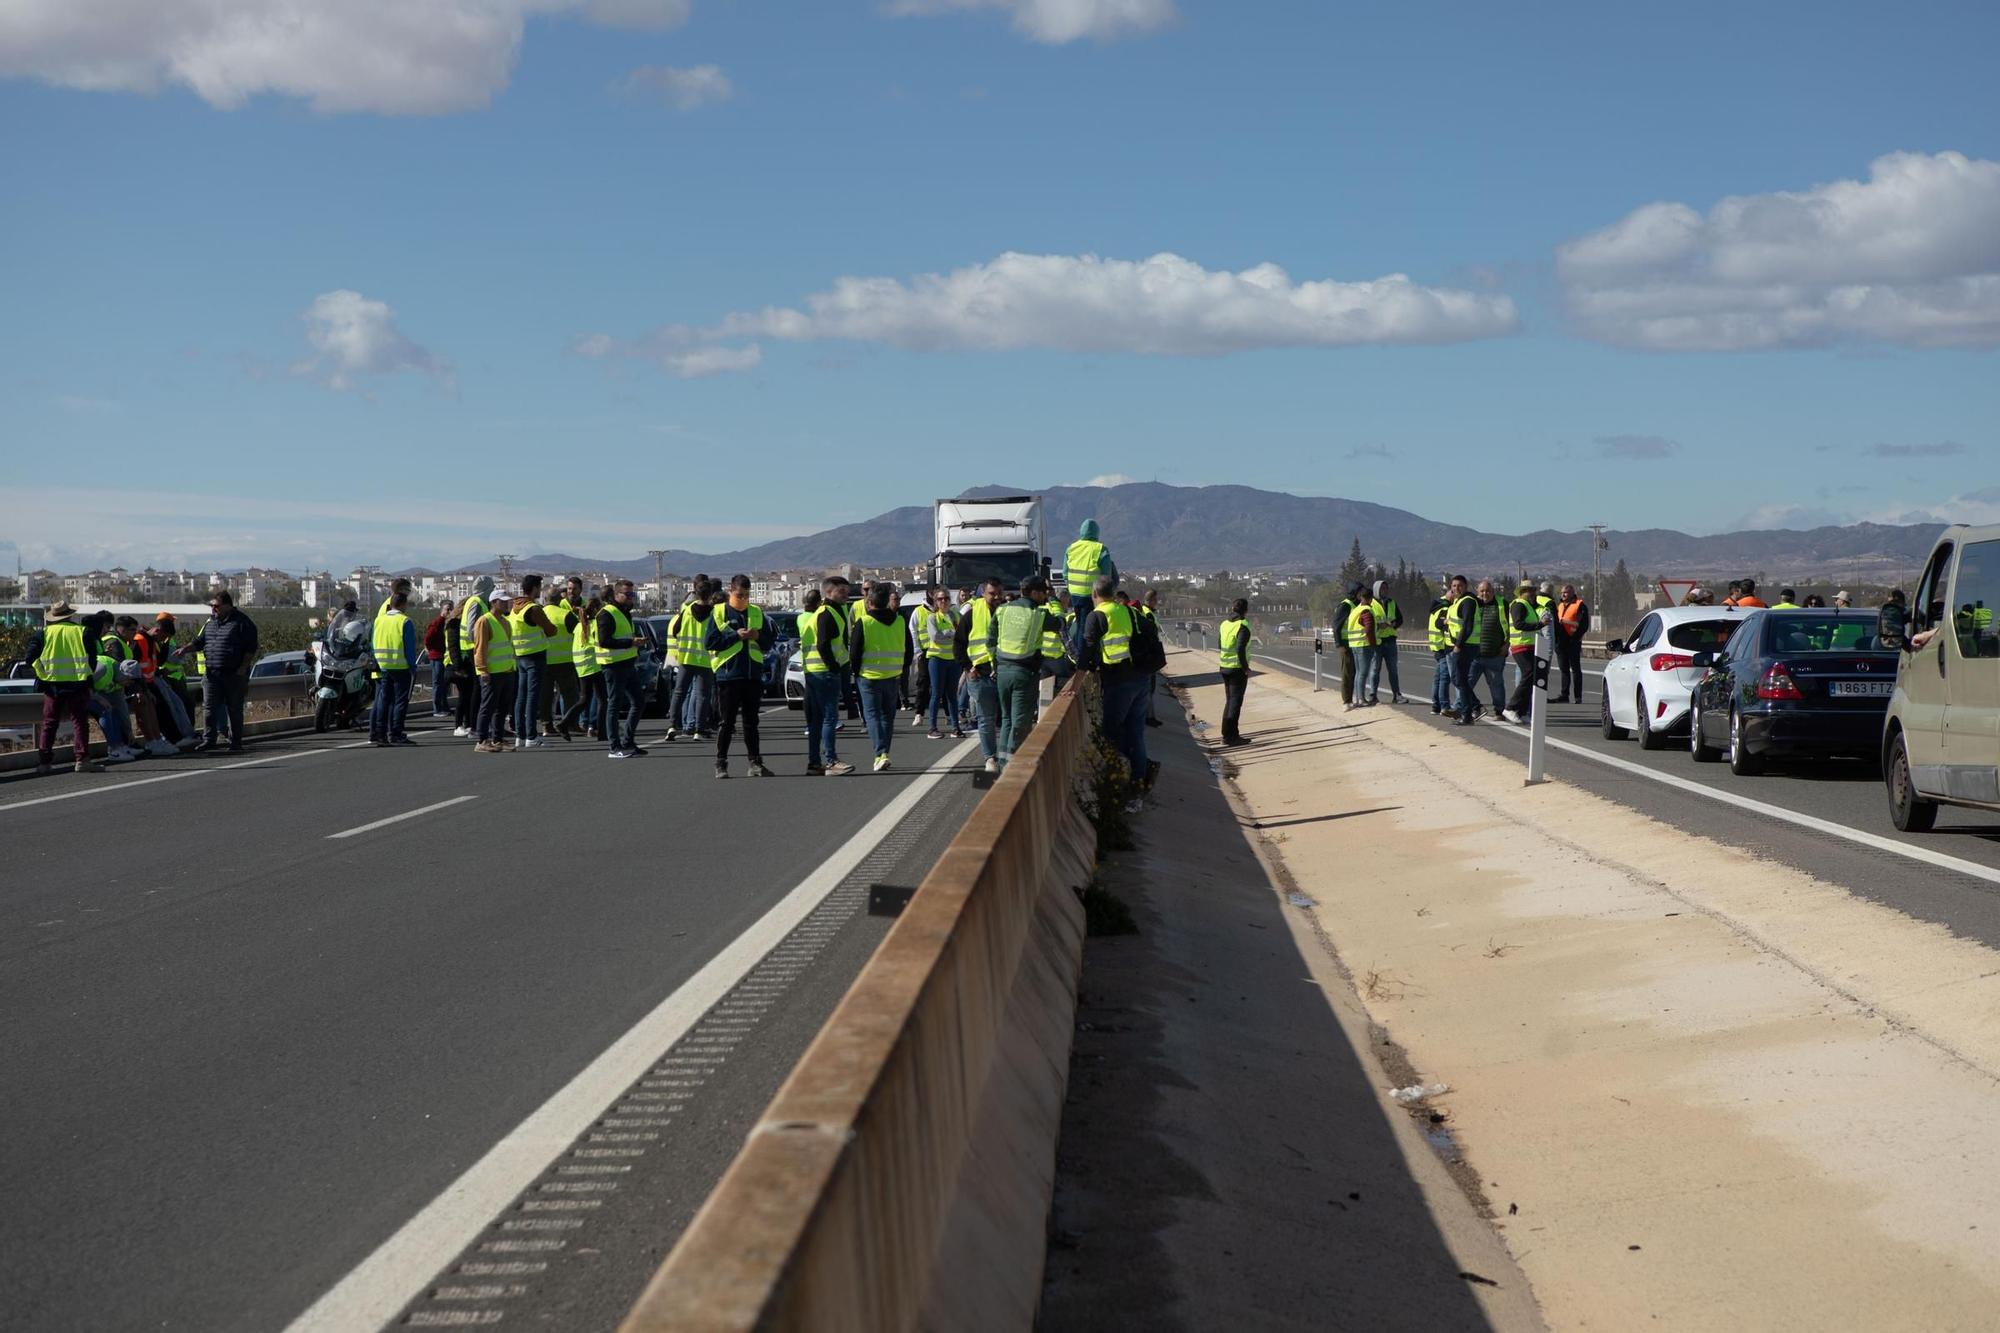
[1829,681,1892,697]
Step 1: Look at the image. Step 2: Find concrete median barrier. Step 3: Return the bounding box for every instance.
[621,681,1096,1333]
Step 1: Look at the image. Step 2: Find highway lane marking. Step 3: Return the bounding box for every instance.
[0,740,373,815]
[1249,643,1603,682]
[326,795,479,840]
[281,734,979,1333]
[1458,713,2000,891]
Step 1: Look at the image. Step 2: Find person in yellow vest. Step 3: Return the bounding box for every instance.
[665,578,716,742]
[916,584,963,740]
[706,574,775,778]
[507,575,559,749]
[993,575,1063,765]
[560,587,606,742]
[955,577,1007,775]
[1426,593,1456,715]
[1063,519,1116,640]
[367,583,419,746]
[1217,598,1252,746]
[1369,578,1406,705]
[1503,578,1542,724]
[1082,576,1148,807]
[848,581,910,772]
[539,583,580,740]
[1342,592,1379,712]
[444,597,479,737]
[804,576,856,776]
[28,600,104,775]
[598,579,647,758]
[472,590,515,753]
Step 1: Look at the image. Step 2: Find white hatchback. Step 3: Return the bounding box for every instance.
[1600,606,1746,749]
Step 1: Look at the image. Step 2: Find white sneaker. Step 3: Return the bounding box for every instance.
[1499,709,1519,723]
[514,738,526,750]
[983,757,1000,775]
[175,736,196,751]
[146,738,177,757]
[453,726,471,738]
[607,749,630,759]
[873,754,890,772]
[525,737,546,749]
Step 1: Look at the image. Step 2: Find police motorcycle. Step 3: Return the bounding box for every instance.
[313,615,374,733]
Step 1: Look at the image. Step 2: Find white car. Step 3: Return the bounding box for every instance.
[1600,606,1746,749]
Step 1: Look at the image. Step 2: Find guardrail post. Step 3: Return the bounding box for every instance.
[1526,625,1551,785]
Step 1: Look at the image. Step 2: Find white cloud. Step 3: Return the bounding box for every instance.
[293,290,453,393]
[1053,473,1139,488]
[884,0,1177,43]
[579,250,1519,376]
[1557,151,2000,350]
[0,0,694,115]
[1724,503,1854,532]
[619,63,732,109]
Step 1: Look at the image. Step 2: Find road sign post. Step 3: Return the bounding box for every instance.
[1526,623,1552,785]
[1312,634,1323,692]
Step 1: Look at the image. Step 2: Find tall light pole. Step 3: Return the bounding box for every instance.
[647,549,669,611]
[496,554,517,590]
[1588,525,1608,613]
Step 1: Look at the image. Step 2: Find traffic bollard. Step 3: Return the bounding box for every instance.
[1526,625,1552,785]
[1312,636,1323,692]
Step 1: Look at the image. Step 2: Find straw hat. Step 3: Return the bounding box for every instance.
[45,600,78,622]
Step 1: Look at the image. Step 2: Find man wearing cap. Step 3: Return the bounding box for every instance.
[1503,579,1542,724]
[196,590,260,752]
[25,602,104,775]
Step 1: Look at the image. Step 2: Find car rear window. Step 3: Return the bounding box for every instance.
[1665,620,1738,651]
[1762,615,1881,653]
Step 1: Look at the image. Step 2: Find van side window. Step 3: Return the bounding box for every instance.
[1913,542,1954,635]
[1951,541,2000,660]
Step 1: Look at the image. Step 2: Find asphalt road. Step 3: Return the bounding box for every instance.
[1207,631,2000,952]
[0,700,983,1332]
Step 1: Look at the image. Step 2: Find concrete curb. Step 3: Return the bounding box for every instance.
[620,681,1095,1332]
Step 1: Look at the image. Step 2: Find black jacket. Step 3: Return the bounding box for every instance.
[23,623,104,695]
[1080,606,1133,682]
[200,610,260,676]
[705,602,776,683]
[849,607,912,680]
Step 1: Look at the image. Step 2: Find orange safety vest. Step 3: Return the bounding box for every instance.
[1558,600,1584,636]
[1735,596,1767,609]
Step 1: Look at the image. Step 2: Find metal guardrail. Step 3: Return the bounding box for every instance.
[0,674,308,726]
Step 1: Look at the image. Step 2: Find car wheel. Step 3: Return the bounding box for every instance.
[1636,689,1668,750]
[1886,731,1938,833]
[1689,700,1720,762]
[1600,689,1628,741]
[1727,705,1763,776]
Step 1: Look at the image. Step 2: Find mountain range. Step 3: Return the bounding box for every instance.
[448,482,1942,582]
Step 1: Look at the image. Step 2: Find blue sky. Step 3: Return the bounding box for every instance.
[4,0,1997,573]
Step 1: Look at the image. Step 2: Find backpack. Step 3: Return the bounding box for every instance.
[1129,609,1167,673]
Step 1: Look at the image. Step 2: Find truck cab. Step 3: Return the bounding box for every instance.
[932,495,1046,592]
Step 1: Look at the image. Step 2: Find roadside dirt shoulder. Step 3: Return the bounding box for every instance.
[1172,648,2000,1330]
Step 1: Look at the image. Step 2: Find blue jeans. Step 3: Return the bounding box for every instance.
[90,694,129,750]
[805,671,842,767]
[1353,645,1379,701]
[1101,673,1150,778]
[1431,652,1454,711]
[1376,639,1401,699]
[513,654,547,738]
[603,660,642,751]
[926,657,962,733]
[671,664,713,734]
[859,677,899,758]
[431,658,451,714]
[1458,654,1505,718]
[370,670,412,740]
[965,671,1000,760]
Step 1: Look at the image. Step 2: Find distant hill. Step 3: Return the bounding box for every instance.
[440,482,1942,582]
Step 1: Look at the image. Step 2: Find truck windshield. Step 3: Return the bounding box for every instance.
[939,552,1040,588]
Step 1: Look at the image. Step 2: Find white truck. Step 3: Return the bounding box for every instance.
[931,495,1048,591]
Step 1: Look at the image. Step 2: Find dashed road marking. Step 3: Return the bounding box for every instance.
[325,795,479,840]
[283,737,976,1333]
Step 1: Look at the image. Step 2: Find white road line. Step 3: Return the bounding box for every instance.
[281,735,979,1333]
[0,741,369,815]
[326,795,480,840]
[1248,644,1602,682]
[1463,714,2000,890]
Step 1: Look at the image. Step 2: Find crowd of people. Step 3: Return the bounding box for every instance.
[21,518,1173,807]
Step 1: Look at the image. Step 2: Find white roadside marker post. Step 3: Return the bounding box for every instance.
[1526,621,1552,785]
[1312,632,1323,692]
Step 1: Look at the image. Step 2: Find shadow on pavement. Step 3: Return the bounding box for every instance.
[1038,695,1505,1332]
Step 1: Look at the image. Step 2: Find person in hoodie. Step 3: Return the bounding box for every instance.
[705,574,775,778]
[1063,519,1116,648]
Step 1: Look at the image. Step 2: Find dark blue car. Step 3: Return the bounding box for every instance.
[1688,609,1898,775]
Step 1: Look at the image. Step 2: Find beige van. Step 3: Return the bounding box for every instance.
[1883,524,2000,831]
